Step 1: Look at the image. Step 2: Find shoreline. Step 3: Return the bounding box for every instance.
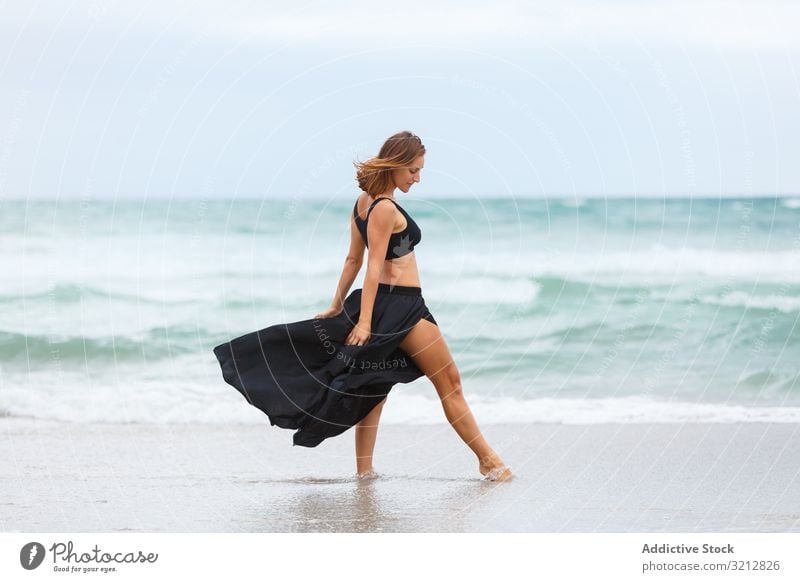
[2,419,798,532]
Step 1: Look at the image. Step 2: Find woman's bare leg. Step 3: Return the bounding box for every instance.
[399,319,512,480]
[354,397,386,476]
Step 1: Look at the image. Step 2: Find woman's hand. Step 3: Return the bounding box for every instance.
[345,320,371,346]
[314,306,342,319]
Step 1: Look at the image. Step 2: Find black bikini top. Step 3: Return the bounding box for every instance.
[353,197,422,260]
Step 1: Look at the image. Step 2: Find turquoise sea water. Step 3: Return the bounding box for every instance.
[2,197,799,424]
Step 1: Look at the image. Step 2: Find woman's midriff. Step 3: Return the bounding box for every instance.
[378,251,421,287]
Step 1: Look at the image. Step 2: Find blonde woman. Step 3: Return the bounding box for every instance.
[214,131,512,481]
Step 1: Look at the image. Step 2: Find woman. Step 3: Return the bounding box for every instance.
[213,131,512,482]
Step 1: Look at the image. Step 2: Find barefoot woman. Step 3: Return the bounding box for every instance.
[213,131,512,481]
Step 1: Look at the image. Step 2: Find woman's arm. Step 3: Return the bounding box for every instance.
[351,202,394,337]
[327,216,368,311]
[334,260,360,307]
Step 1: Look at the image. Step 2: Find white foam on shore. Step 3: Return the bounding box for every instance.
[3,382,800,425]
[780,197,800,209]
[422,247,800,286]
[382,394,800,424]
[700,291,800,313]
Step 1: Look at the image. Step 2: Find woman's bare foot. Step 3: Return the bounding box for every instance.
[479,453,513,481]
[355,468,380,480]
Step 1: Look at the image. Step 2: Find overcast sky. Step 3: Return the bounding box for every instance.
[1,0,798,199]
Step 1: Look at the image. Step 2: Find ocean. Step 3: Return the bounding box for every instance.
[2,196,799,425]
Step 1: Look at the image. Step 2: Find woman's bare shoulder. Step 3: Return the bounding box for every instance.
[366,198,397,225]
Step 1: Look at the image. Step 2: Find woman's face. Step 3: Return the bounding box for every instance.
[392,155,424,194]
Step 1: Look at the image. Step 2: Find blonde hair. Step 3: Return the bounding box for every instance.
[354,131,425,197]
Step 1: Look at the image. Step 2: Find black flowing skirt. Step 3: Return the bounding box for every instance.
[213,283,437,447]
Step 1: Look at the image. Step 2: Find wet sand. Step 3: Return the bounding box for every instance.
[1,419,798,532]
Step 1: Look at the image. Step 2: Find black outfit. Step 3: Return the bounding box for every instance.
[213,197,436,448]
[354,196,421,259]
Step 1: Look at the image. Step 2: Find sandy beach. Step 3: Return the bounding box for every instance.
[2,419,798,533]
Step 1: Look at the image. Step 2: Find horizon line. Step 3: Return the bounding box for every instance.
[6,192,800,201]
